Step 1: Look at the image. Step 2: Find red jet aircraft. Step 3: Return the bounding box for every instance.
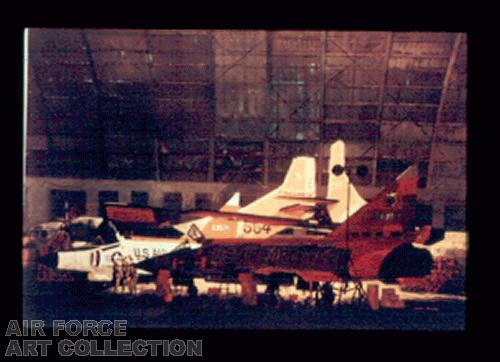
[136,164,442,287]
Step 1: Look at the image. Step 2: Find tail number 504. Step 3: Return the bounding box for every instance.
[243,223,271,234]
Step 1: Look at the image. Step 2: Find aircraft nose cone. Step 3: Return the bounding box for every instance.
[37,253,58,268]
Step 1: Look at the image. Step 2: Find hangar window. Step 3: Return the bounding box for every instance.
[351,232,360,239]
[390,231,403,239]
[131,191,149,207]
[362,232,371,238]
[375,231,383,239]
[98,191,119,217]
[195,193,212,210]
[215,140,264,183]
[50,190,87,220]
[444,205,466,231]
[321,123,378,142]
[376,159,412,186]
[415,203,432,228]
[164,192,183,222]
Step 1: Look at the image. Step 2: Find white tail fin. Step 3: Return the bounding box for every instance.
[240,156,316,216]
[219,192,240,212]
[176,157,316,239]
[173,193,239,235]
[326,141,367,223]
[277,156,316,197]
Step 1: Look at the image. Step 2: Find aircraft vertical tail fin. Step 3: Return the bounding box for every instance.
[277,156,316,197]
[326,141,367,223]
[220,192,240,212]
[239,156,316,219]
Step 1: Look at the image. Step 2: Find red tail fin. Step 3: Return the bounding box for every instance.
[327,165,422,241]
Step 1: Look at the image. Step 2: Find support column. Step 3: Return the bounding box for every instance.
[209,31,217,183]
[263,139,269,186]
[367,284,380,311]
[320,30,327,127]
[427,33,463,191]
[154,138,160,181]
[319,31,328,194]
[266,31,275,138]
[208,135,215,182]
[81,30,106,178]
[372,32,393,186]
[145,30,160,181]
[156,269,174,303]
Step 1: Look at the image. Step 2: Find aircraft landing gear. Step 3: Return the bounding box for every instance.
[350,281,367,305]
[333,280,367,306]
[318,282,335,307]
[187,281,198,297]
[263,280,280,307]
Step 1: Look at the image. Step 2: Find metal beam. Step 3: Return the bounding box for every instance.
[427,33,463,190]
[144,30,161,181]
[29,56,52,143]
[372,32,393,186]
[216,36,266,81]
[80,31,101,94]
[320,30,327,124]
[81,30,107,178]
[208,30,217,182]
[263,139,269,186]
[266,31,274,138]
[208,136,215,182]
[264,31,273,185]
[319,30,327,192]
[144,30,156,86]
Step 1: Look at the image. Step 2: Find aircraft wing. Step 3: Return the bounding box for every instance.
[277,196,339,205]
[279,204,316,217]
[254,267,341,282]
[184,210,308,227]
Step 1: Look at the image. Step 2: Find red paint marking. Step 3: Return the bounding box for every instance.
[106,206,157,224]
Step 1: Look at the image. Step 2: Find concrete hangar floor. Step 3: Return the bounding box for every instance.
[23,264,465,330]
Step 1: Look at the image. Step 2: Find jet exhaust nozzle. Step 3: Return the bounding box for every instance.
[425,228,446,245]
[379,244,434,282]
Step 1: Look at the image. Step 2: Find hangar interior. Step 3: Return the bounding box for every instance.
[24,29,467,232]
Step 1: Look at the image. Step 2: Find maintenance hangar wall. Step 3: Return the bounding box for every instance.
[24,30,467,232]
[23,177,235,231]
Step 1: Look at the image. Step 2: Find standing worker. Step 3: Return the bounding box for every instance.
[50,227,71,253]
[121,256,131,293]
[128,261,139,295]
[124,256,135,295]
[112,257,123,293]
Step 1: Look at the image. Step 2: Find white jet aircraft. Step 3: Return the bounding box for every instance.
[41,154,318,282]
[185,140,367,235]
[41,140,366,282]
